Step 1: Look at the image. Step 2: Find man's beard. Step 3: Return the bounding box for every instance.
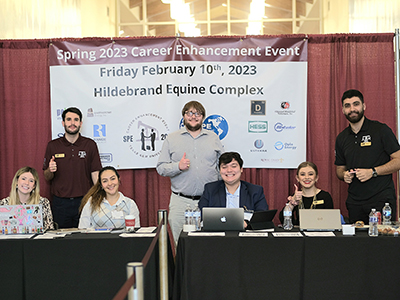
[184,120,202,131]
[65,125,80,135]
[345,109,364,123]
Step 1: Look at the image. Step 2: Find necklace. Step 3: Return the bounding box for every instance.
[309,193,317,209]
[299,189,318,209]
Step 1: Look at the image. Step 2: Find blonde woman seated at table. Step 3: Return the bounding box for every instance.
[78,166,140,229]
[0,166,54,230]
[279,161,334,226]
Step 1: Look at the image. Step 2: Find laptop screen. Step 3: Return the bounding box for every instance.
[0,204,44,234]
[202,207,245,232]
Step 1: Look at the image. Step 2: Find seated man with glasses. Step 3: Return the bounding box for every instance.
[157,100,224,245]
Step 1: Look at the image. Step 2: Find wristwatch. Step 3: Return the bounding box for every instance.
[372,167,378,178]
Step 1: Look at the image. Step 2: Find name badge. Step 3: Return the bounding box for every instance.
[111,210,124,219]
[55,153,65,158]
[360,142,371,147]
[313,200,324,205]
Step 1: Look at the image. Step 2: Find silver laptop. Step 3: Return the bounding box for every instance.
[299,209,342,231]
[202,207,245,232]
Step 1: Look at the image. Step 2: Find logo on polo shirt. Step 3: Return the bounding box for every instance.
[361,135,371,147]
[78,151,87,158]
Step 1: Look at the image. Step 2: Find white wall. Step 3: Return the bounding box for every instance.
[81,0,116,37]
[323,0,349,33]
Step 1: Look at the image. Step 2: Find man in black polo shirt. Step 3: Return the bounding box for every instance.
[335,89,400,224]
[43,107,102,228]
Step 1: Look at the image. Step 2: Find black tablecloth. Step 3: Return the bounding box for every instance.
[173,230,400,300]
[1,232,173,300]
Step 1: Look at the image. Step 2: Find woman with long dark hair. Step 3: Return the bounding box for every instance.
[78,166,140,229]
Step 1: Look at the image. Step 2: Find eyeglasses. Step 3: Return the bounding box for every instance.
[185,111,202,117]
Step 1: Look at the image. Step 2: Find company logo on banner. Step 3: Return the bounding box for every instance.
[57,109,64,120]
[248,121,268,133]
[203,115,229,140]
[251,100,266,115]
[87,108,112,118]
[49,37,307,169]
[93,124,106,143]
[100,153,113,163]
[275,101,296,116]
[179,114,229,140]
[254,139,264,149]
[274,122,296,132]
[123,113,169,159]
[250,139,267,153]
[274,141,297,150]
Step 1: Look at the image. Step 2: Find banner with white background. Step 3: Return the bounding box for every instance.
[49,37,307,169]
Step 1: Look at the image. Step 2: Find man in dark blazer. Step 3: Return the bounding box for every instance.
[199,152,268,212]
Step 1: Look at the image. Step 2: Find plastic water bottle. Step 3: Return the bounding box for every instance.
[183,205,191,232]
[382,203,392,225]
[283,203,293,230]
[193,204,201,231]
[184,205,191,225]
[368,208,378,237]
[183,205,195,232]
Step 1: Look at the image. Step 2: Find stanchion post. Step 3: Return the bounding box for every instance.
[158,209,169,300]
[395,28,400,221]
[126,262,144,300]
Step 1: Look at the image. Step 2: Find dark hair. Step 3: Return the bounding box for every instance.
[80,166,120,213]
[296,161,318,176]
[219,152,243,168]
[62,107,83,121]
[181,101,206,119]
[99,166,120,181]
[341,89,364,104]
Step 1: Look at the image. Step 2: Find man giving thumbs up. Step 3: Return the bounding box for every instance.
[157,101,224,245]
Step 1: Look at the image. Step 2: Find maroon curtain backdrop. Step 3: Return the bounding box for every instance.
[307,33,397,217]
[0,34,397,228]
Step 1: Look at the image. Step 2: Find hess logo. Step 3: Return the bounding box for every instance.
[220,216,227,223]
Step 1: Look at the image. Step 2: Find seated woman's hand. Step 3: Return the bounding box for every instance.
[287,195,298,208]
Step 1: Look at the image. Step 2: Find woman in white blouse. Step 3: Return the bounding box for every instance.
[78,166,140,229]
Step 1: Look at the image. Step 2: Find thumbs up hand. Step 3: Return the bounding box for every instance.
[179,153,191,171]
[288,184,302,207]
[49,156,57,173]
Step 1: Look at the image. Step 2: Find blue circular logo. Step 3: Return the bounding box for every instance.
[254,140,264,149]
[274,122,283,132]
[179,115,228,140]
[274,141,284,150]
[203,115,229,140]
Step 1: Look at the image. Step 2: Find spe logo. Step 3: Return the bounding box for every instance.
[93,124,106,137]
